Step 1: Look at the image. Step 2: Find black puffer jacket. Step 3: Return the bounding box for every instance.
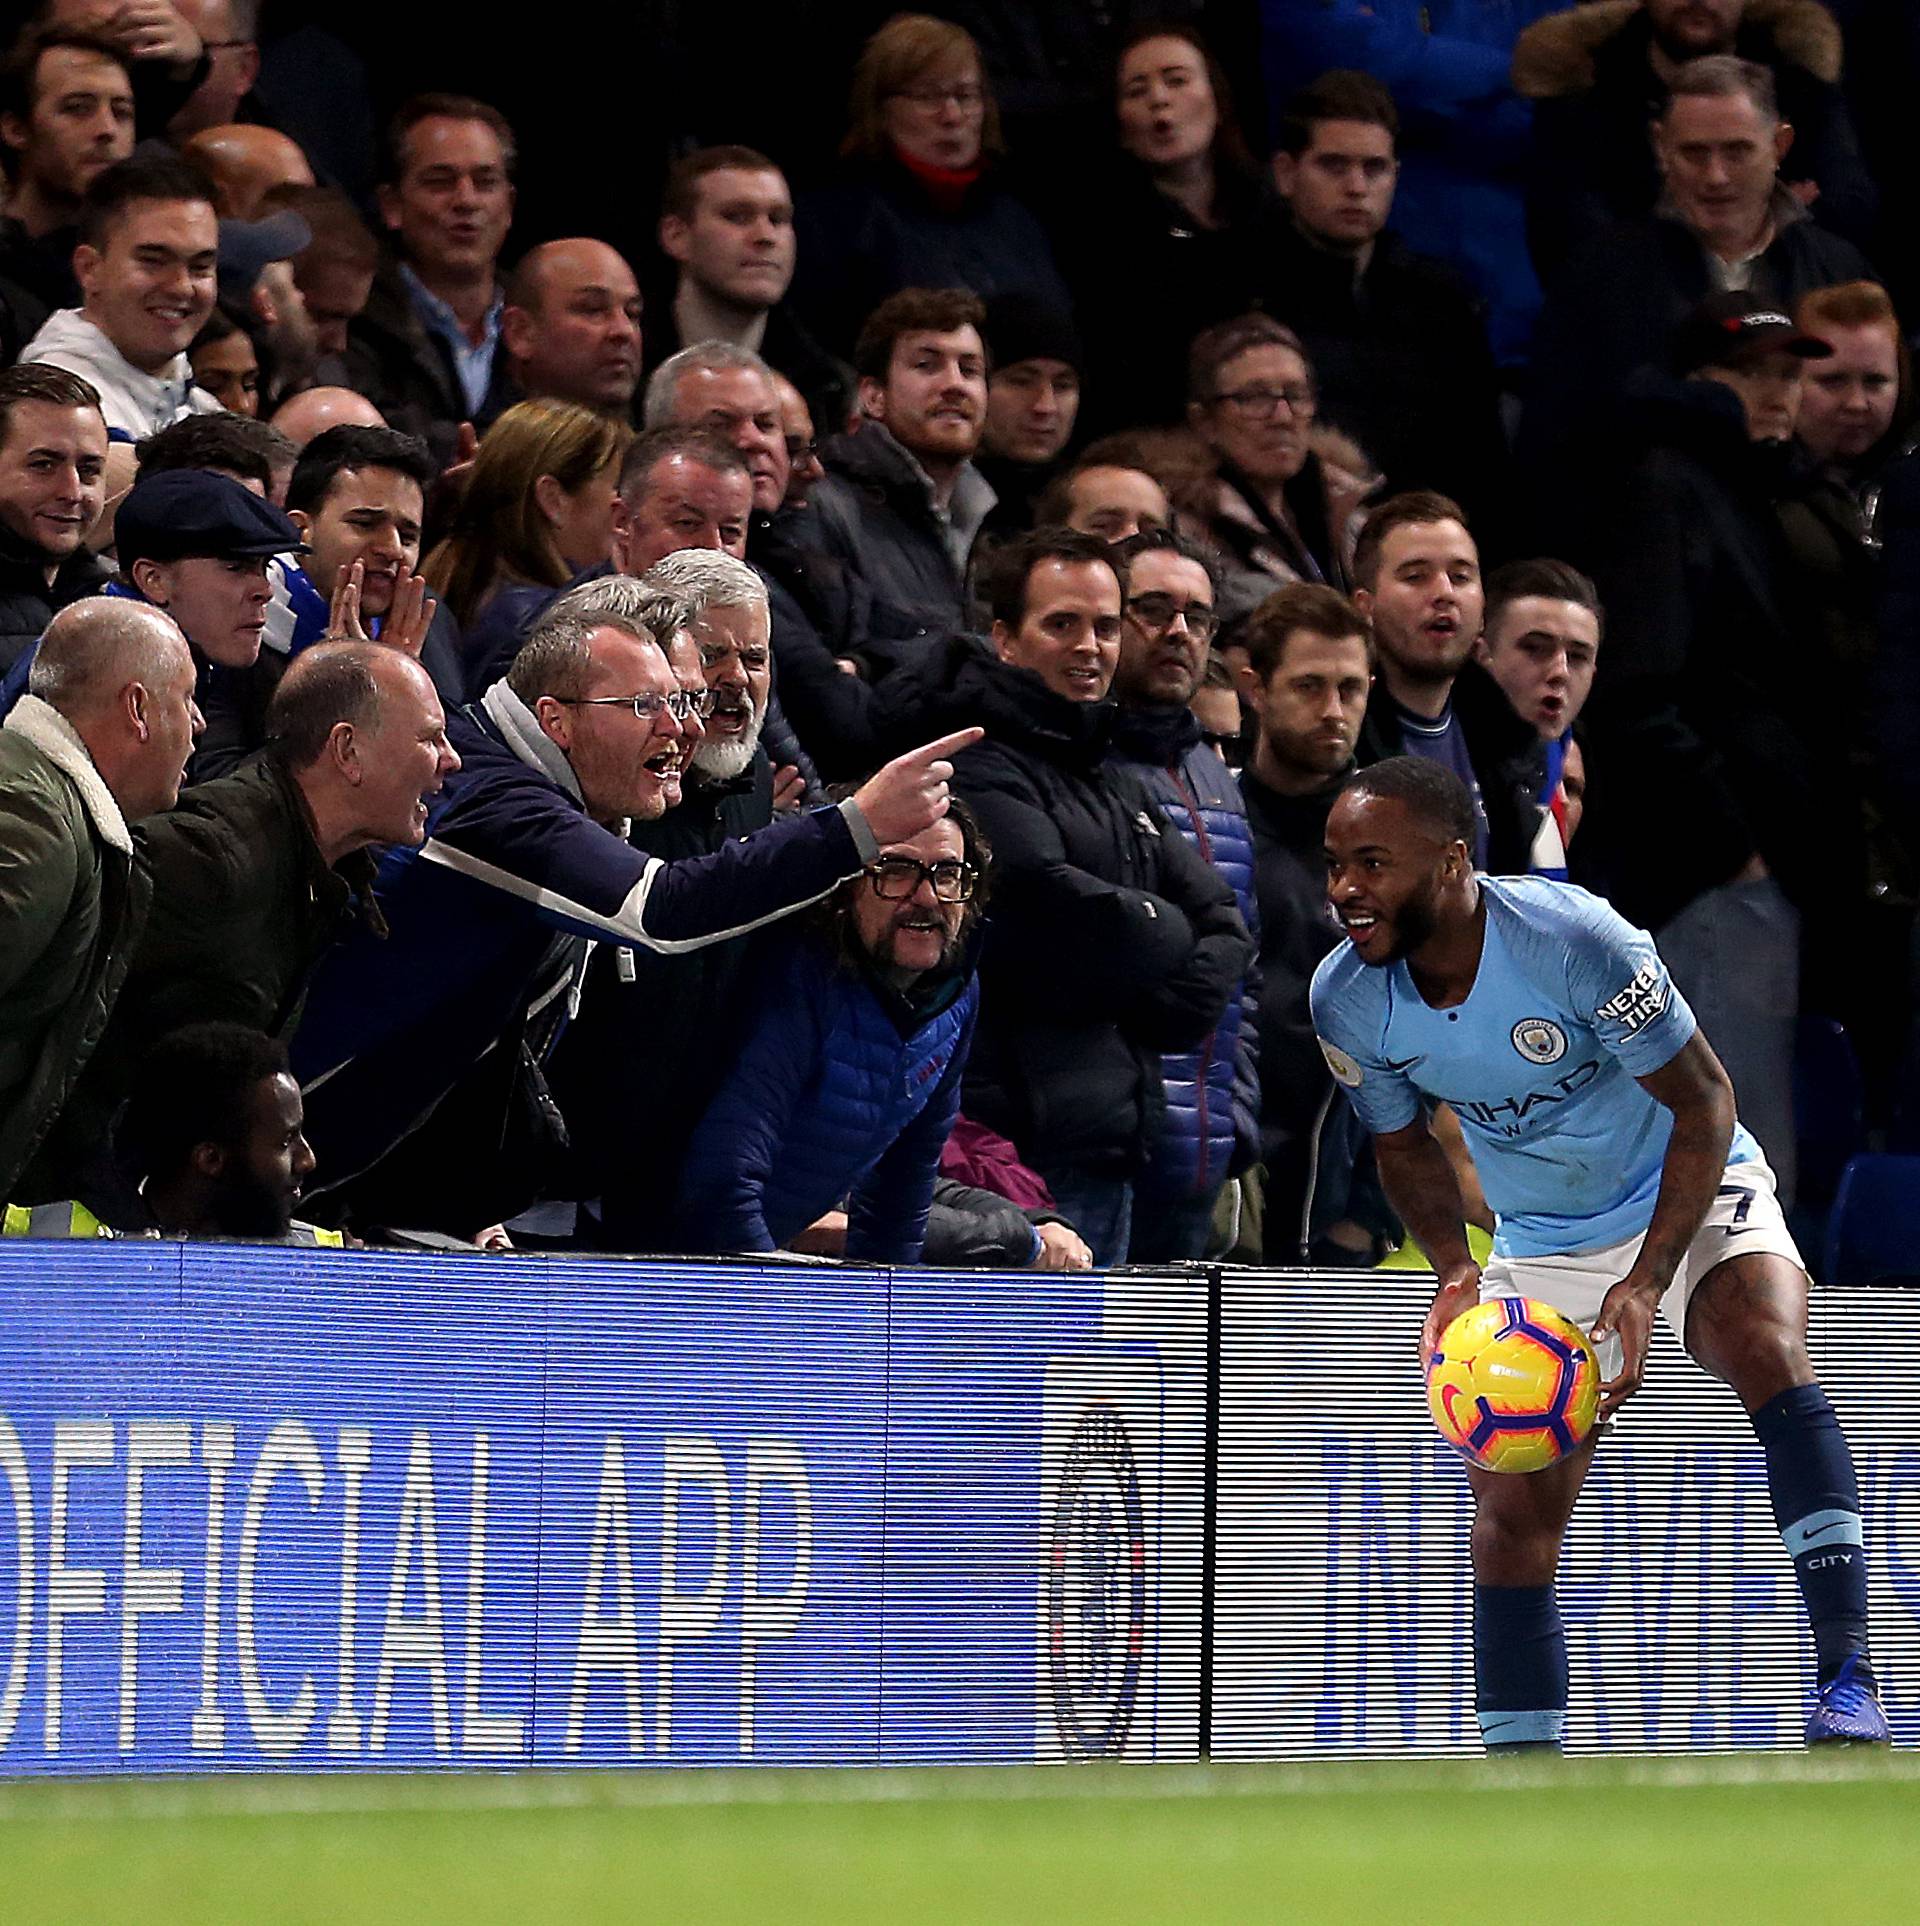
[0,525,108,673]
[924,636,1254,1176]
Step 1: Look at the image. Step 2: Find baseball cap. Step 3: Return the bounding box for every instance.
[1673,291,1834,375]
[217,209,312,303]
[116,468,306,569]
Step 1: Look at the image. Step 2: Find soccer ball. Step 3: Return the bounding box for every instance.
[1426,1296,1600,1473]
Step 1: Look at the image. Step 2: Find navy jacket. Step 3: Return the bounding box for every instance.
[1108,703,1260,1203]
[676,932,978,1264]
[290,680,878,1196]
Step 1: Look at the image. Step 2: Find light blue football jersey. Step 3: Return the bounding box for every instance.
[1309,876,1759,1258]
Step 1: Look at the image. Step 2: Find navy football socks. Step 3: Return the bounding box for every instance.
[1752,1383,1873,1688]
[1474,1582,1568,1751]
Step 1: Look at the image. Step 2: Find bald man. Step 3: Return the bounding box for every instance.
[181,123,314,220]
[271,385,386,449]
[0,597,199,1197]
[42,639,460,1209]
[501,238,644,416]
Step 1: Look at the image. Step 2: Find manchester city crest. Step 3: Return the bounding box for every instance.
[1511,1017,1569,1065]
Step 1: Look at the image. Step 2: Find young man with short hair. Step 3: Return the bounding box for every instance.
[811,285,996,641]
[1351,490,1542,875]
[0,361,109,666]
[0,29,134,333]
[648,144,846,433]
[1477,557,1603,878]
[1258,70,1507,526]
[934,526,1254,1265]
[1235,581,1385,1265]
[1312,754,1886,1752]
[19,152,224,439]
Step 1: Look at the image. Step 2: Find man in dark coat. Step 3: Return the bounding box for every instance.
[1522,54,1871,544]
[934,528,1254,1265]
[0,363,110,670]
[1237,580,1402,1267]
[1582,292,1845,1201]
[1516,0,1877,280]
[30,643,455,1208]
[1255,71,1510,535]
[0,597,196,1201]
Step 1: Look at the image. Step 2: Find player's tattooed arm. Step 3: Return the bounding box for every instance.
[1591,1032,1739,1415]
[1373,1115,1482,1363]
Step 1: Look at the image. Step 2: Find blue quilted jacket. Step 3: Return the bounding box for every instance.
[1108,706,1261,1202]
[676,931,978,1263]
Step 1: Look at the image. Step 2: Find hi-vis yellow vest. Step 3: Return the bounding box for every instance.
[2,1203,343,1246]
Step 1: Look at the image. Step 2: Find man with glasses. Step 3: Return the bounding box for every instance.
[1105,526,1260,1262]
[675,804,988,1263]
[289,586,980,1235]
[1255,71,1509,532]
[543,556,795,1252]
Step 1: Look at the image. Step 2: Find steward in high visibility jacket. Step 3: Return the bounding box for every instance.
[2,1200,345,1245]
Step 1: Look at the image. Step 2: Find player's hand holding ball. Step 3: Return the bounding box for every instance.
[1589,1272,1664,1419]
[1420,1262,1482,1369]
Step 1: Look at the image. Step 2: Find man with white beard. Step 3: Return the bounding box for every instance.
[541,550,786,1251]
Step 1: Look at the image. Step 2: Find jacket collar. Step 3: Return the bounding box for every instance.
[480,677,581,802]
[3,693,130,853]
[1109,699,1202,764]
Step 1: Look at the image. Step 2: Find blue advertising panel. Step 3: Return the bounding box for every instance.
[0,1243,1208,1775]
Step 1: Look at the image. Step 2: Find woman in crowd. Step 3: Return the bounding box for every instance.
[1071,23,1267,433]
[189,309,261,418]
[792,12,1069,361]
[422,399,630,633]
[1183,314,1377,630]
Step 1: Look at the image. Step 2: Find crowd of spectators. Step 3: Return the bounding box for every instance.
[0,0,1913,1269]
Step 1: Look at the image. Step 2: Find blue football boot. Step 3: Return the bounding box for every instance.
[1805,1655,1891,1745]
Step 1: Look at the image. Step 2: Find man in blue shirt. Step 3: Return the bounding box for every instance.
[1312,757,1886,1750]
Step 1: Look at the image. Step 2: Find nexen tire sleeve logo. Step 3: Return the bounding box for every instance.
[1047,1401,1146,1758]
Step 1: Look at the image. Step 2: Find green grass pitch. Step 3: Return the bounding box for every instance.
[5,1752,1918,1924]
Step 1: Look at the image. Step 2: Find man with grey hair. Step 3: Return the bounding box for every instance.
[0,596,197,1199]
[1522,54,1871,544]
[644,339,788,516]
[544,551,793,1250]
[288,584,980,1233]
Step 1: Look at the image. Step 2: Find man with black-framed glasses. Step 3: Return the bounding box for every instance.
[675,806,988,1264]
[1107,526,1260,1262]
[289,584,981,1234]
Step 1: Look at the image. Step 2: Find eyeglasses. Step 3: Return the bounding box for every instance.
[555,689,714,723]
[865,857,978,902]
[784,435,819,464]
[1213,385,1317,419]
[1126,592,1218,641]
[892,84,985,109]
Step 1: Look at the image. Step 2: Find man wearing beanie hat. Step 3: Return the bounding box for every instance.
[976,291,1083,543]
[1,466,305,784]
[1579,288,1839,1205]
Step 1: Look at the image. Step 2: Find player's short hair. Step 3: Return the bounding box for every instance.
[1114,522,1221,598]
[1242,583,1374,679]
[987,526,1125,627]
[1342,756,1478,849]
[78,153,215,250]
[1352,490,1470,590]
[1483,559,1604,644]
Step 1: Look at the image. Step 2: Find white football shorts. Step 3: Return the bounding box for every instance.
[1480,1155,1804,1342]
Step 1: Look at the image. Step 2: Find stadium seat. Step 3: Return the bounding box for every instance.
[1793,1015,1866,1209]
[1822,1154,1920,1286]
